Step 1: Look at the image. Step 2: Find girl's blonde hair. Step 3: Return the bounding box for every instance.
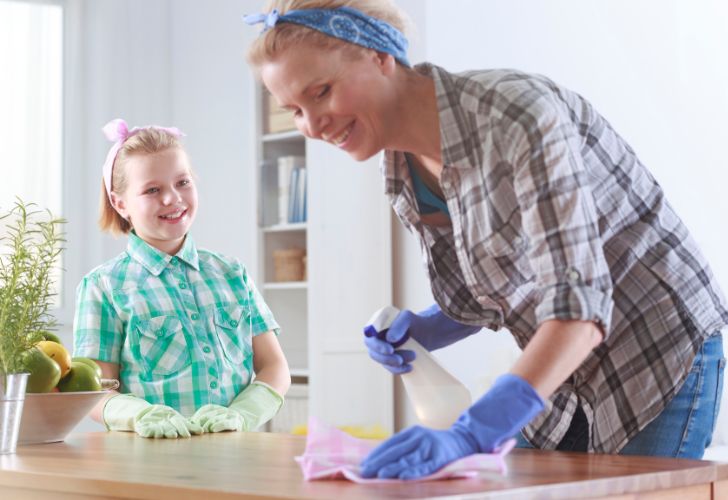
[98,128,185,235]
[246,0,410,70]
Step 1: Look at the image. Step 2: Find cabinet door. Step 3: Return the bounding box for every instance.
[306,139,394,432]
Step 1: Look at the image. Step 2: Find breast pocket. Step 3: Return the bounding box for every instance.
[213,304,253,366]
[133,316,190,377]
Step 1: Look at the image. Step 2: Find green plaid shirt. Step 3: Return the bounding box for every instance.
[73,232,279,416]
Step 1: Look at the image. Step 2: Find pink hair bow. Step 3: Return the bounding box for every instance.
[101,118,185,198]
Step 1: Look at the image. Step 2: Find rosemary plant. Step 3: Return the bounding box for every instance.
[0,200,65,375]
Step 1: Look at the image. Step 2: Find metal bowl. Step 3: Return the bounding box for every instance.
[18,390,111,445]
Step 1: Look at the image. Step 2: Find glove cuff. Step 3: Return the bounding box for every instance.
[454,373,544,452]
[229,380,284,431]
[102,393,151,431]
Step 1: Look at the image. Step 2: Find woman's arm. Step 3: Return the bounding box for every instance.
[511,319,603,399]
[88,360,120,423]
[251,331,291,396]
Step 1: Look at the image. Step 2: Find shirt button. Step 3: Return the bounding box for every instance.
[179,283,187,289]
[208,367,216,376]
[203,346,211,354]
[156,329,165,337]
[455,239,462,248]
[229,319,238,327]
[566,268,581,283]
[210,381,218,389]
[190,313,200,320]
[442,180,450,189]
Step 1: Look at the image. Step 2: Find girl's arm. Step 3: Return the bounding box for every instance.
[510,319,603,399]
[251,331,291,396]
[88,360,120,423]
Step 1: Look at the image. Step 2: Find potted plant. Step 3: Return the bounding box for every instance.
[0,199,65,454]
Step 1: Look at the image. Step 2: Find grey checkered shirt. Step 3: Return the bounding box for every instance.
[383,63,728,452]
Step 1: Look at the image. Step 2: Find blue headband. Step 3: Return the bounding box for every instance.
[243,6,410,67]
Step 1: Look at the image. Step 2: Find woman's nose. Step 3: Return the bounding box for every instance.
[303,110,330,140]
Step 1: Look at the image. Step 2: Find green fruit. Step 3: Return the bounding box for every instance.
[72,357,103,379]
[42,332,63,345]
[57,362,102,392]
[22,347,61,393]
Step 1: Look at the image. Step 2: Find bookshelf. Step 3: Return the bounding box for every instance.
[253,83,395,435]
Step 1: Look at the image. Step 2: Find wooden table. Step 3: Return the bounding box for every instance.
[1,431,727,499]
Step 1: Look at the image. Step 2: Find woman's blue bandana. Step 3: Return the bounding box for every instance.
[244,6,410,67]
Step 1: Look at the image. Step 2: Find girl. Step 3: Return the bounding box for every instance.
[245,0,727,478]
[73,118,290,439]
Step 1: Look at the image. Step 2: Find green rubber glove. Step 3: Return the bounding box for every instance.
[190,404,245,433]
[191,381,283,433]
[103,394,203,438]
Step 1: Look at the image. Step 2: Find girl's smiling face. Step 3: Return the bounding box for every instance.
[111,148,198,255]
[260,42,398,162]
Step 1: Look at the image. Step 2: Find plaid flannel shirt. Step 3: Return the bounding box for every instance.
[383,63,728,452]
[73,232,279,416]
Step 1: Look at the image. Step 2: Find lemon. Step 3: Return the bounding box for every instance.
[22,347,62,393]
[36,340,72,379]
[57,362,102,392]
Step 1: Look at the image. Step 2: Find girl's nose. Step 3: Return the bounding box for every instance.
[162,188,182,205]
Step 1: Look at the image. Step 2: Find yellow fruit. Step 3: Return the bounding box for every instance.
[72,357,103,379]
[36,340,72,379]
[57,362,102,392]
[22,347,62,393]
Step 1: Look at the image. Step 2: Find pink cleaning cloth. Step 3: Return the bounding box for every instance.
[295,417,515,483]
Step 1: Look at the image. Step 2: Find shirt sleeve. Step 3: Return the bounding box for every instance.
[239,262,280,336]
[507,89,614,336]
[72,273,124,362]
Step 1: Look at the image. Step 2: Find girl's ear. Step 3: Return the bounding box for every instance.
[109,192,128,220]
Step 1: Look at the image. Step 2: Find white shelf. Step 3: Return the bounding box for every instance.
[262,130,303,143]
[262,222,307,233]
[263,281,308,291]
[289,368,310,378]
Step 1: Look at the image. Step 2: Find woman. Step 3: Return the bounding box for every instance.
[245,0,728,478]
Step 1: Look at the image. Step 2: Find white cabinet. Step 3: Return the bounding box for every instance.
[253,85,394,433]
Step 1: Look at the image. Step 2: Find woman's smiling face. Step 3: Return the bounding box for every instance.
[260,43,397,162]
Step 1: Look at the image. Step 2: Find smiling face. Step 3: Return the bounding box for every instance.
[110,148,197,255]
[260,42,398,162]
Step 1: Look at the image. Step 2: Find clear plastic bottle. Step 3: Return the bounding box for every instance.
[366,306,472,429]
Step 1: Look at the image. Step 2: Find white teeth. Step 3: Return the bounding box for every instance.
[333,125,351,145]
[161,209,184,219]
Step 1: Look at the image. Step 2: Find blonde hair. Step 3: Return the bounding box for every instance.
[246,0,410,70]
[98,128,185,235]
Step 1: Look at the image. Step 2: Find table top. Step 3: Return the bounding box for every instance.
[1,431,727,499]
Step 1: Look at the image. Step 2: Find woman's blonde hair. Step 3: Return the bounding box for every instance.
[246,0,410,70]
[98,128,185,235]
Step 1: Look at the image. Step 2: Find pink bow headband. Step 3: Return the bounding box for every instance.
[101,118,185,198]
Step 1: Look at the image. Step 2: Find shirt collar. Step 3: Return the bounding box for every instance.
[126,231,200,275]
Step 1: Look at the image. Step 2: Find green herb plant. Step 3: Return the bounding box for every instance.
[0,199,65,375]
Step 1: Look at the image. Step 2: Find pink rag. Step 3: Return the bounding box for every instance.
[295,417,514,483]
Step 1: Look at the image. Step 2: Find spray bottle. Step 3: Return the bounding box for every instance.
[365,306,472,429]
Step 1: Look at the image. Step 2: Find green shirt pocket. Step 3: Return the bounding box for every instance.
[213,304,253,366]
[132,315,190,377]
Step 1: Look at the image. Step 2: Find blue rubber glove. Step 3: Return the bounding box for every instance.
[363,304,481,374]
[360,374,544,479]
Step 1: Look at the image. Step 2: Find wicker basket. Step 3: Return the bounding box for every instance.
[272,248,306,282]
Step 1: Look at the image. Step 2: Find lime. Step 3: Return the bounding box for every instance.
[72,357,103,379]
[36,340,72,378]
[57,362,102,392]
[22,347,62,393]
[42,332,63,345]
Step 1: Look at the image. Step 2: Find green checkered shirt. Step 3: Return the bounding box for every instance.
[73,232,279,416]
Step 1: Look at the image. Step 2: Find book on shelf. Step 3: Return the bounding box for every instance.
[287,166,307,223]
[277,156,306,225]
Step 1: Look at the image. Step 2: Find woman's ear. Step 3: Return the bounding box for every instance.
[374,51,397,76]
[109,192,128,220]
